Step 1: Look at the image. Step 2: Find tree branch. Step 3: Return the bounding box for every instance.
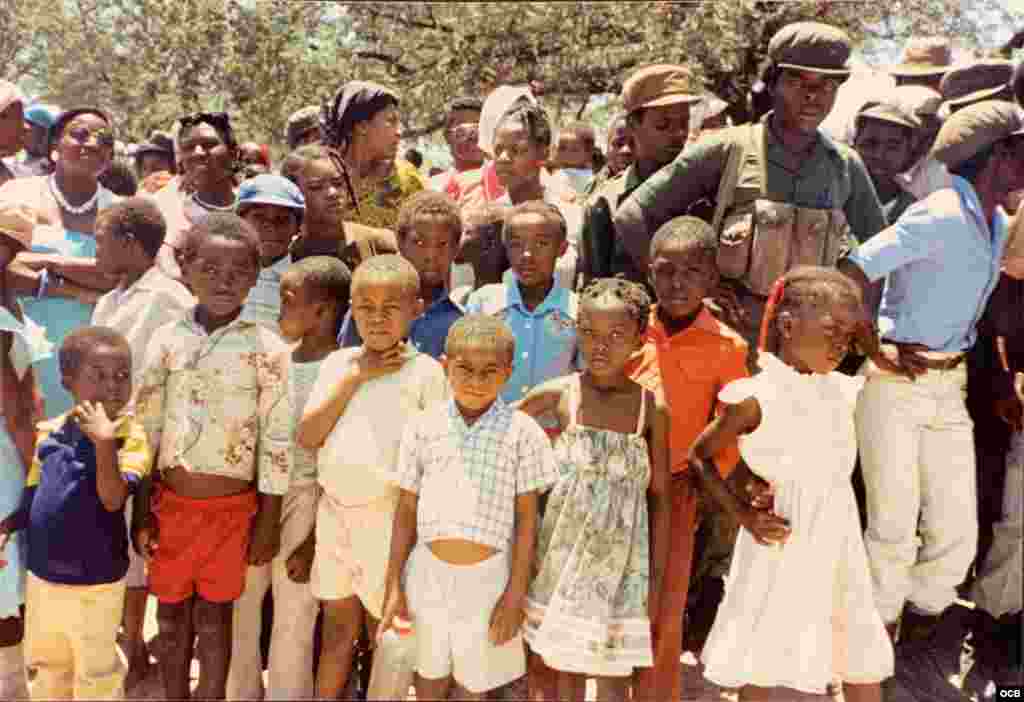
[354,49,415,75]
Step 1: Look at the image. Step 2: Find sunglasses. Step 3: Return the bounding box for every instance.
[66,126,115,148]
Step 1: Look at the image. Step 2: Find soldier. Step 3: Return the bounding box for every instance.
[887,36,954,92]
[940,60,1015,114]
[579,63,701,288]
[612,22,887,347]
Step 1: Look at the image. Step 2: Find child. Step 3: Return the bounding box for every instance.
[397,190,467,359]
[296,254,446,700]
[0,209,48,701]
[689,266,894,702]
[623,216,750,701]
[491,102,581,289]
[516,278,670,702]
[90,196,193,691]
[551,122,596,195]
[227,256,350,700]
[132,213,292,701]
[237,174,306,328]
[457,202,510,290]
[466,201,579,431]
[1,326,153,700]
[380,314,559,701]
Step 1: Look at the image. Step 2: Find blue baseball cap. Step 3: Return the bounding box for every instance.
[236,174,305,212]
[24,103,60,129]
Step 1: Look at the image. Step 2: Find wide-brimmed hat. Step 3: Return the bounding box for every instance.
[940,61,1014,110]
[930,100,1024,169]
[888,37,953,78]
[768,22,852,77]
[892,85,944,119]
[622,64,702,114]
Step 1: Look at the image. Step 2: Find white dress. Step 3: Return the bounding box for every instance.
[702,353,894,695]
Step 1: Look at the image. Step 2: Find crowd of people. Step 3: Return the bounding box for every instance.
[0,17,1021,702]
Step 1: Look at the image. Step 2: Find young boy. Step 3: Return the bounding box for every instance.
[237,174,306,329]
[380,314,559,701]
[132,213,292,701]
[296,255,446,701]
[625,216,748,702]
[0,326,153,700]
[227,256,351,701]
[551,121,596,195]
[397,190,467,359]
[91,196,194,692]
[851,102,921,225]
[466,200,578,431]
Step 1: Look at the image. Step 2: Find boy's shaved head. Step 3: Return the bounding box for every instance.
[351,254,421,298]
[445,314,516,366]
[649,215,717,259]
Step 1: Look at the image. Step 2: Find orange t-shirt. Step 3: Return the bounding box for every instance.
[627,305,748,476]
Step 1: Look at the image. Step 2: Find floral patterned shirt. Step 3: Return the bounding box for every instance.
[348,159,426,230]
[134,311,292,495]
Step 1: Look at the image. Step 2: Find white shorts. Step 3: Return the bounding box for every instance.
[310,492,396,619]
[405,544,525,694]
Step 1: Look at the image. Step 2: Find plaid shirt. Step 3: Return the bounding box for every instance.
[397,397,558,552]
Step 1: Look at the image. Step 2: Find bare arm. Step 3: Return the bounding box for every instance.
[6,252,108,302]
[646,390,671,624]
[838,258,882,320]
[688,399,790,546]
[512,377,570,433]
[379,489,419,635]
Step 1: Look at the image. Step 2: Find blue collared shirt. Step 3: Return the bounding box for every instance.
[466,278,579,403]
[848,176,1009,352]
[409,291,466,360]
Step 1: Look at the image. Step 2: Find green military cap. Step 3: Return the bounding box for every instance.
[931,100,1024,169]
[940,60,1014,111]
[768,22,852,77]
[855,101,922,131]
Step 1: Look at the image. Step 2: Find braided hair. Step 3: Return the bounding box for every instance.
[496,101,553,151]
[580,277,652,335]
[758,265,863,352]
[292,143,360,219]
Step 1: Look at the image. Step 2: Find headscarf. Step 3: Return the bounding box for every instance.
[320,81,400,152]
[477,85,537,157]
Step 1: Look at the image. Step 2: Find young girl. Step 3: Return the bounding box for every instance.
[516,278,670,702]
[491,101,581,291]
[688,266,894,702]
[0,208,49,700]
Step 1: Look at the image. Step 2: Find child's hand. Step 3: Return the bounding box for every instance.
[132,515,159,561]
[72,400,118,443]
[378,584,412,644]
[247,510,281,566]
[739,505,791,547]
[744,475,775,513]
[488,588,525,646]
[285,536,315,584]
[874,341,930,381]
[351,343,409,383]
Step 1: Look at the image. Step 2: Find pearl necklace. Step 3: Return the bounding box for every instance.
[191,192,235,212]
[48,174,98,215]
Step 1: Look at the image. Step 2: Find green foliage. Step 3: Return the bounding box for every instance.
[2,0,1020,148]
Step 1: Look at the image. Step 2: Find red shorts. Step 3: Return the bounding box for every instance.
[148,486,258,604]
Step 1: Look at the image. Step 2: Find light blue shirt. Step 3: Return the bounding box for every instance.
[848,176,1009,352]
[466,278,579,403]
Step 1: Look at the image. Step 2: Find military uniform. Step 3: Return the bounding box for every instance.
[579,165,646,286]
[614,115,886,344]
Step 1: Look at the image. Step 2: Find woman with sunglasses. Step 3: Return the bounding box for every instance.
[320,81,425,232]
[0,107,120,416]
[151,112,239,280]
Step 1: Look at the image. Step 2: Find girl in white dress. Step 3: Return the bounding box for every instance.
[687,266,894,702]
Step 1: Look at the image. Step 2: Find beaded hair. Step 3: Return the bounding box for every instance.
[758,265,863,352]
[579,277,652,335]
